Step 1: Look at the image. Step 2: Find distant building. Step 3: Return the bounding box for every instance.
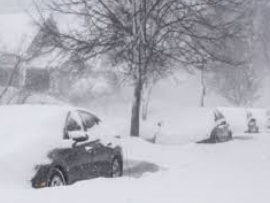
[0,14,118,97]
[0,16,58,93]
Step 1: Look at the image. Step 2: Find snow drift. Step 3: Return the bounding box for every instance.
[0,105,70,188]
[141,107,269,145]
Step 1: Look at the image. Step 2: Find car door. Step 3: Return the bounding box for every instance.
[78,111,111,177]
[91,142,112,177]
[78,140,103,178]
[64,143,88,183]
[64,111,93,182]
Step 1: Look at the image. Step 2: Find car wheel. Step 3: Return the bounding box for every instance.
[110,157,123,178]
[48,168,66,187]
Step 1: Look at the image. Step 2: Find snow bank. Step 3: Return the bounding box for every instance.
[141,106,269,145]
[0,104,124,188]
[0,87,66,105]
[218,108,248,133]
[1,102,268,189]
[141,108,215,145]
[25,93,66,105]
[249,108,268,131]
[2,134,270,203]
[220,107,268,133]
[0,105,72,188]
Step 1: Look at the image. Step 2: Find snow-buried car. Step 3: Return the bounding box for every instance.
[197,109,233,144]
[0,105,123,188]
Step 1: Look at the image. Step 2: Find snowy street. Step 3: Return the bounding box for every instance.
[1,133,270,203]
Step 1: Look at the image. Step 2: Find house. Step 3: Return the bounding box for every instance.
[0,14,61,93]
[0,13,120,102]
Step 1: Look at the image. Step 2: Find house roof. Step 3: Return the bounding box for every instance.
[0,12,67,69]
[0,12,107,71]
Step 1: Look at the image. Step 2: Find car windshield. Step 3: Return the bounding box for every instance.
[79,111,100,130]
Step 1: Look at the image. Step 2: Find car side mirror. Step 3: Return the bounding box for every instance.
[68,131,88,143]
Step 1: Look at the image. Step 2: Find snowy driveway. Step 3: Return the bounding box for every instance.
[1,134,270,203]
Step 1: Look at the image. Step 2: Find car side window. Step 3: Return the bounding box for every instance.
[64,111,85,140]
[79,111,99,131]
[66,117,81,131]
[66,111,84,131]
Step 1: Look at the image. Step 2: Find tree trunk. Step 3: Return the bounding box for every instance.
[142,81,155,120]
[200,87,205,107]
[130,80,143,137]
[130,0,146,136]
[200,68,206,107]
[142,98,149,120]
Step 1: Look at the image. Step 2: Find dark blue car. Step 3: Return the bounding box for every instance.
[0,105,123,188]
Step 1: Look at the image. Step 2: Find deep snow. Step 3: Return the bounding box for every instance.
[1,134,270,203]
[0,87,269,203]
[0,104,120,189]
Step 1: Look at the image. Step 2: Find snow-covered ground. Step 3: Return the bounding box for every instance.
[1,12,270,203]
[1,134,270,203]
[0,74,268,202]
[0,105,269,203]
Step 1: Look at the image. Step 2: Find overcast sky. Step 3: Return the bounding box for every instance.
[0,0,32,13]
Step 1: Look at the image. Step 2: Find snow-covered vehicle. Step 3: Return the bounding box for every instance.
[0,105,123,188]
[197,109,233,144]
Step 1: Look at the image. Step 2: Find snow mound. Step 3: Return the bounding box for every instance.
[0,104,123,189]
[220,107,268,133]
[142,107,269,145]
[0,105,71,188]
[2,134,270,203]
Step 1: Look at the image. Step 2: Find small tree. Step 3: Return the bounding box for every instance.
[194,61,210,107]
[209,64,261,106]
[207,0,263,107]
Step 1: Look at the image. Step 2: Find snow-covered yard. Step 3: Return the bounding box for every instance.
[1,133,270,203]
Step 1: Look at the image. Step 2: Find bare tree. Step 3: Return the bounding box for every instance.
[251,1,270,71]
[208,0,265,107]
[34,0,247,136]
[209,63,261,106]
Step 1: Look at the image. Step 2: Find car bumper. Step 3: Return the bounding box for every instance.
[31,165,51,188]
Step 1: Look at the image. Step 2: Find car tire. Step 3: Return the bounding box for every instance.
[48,168,66,187]
[109,157,123,178]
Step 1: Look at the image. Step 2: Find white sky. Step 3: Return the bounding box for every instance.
[0,0,32,13]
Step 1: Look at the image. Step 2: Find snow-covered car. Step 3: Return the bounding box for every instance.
[0,105,123,188]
